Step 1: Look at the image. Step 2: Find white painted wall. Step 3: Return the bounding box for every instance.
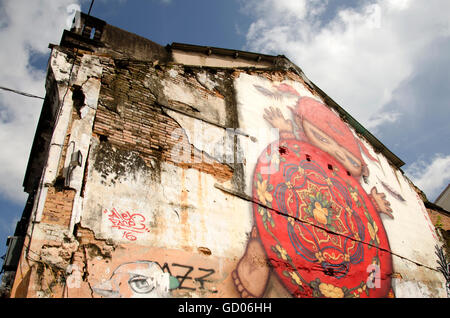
[232,72,447,297]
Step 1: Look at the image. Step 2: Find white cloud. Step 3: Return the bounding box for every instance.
[241,0,450,201]
[241,0,450,127]
[364,110,401,132]
[0,0,81,203]
[405,154,450,202]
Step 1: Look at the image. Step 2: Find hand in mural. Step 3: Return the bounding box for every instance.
[263,107,294,134]
[370,187,394,218]
[232,227,270,298]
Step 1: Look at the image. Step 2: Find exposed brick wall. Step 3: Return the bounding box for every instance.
[40,187,75,228]
[427,209,450,231]
[93,59,233,182]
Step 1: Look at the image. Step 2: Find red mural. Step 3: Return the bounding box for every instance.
[103,208,150,241]
[233,84,394,298]
[252,140,392,297]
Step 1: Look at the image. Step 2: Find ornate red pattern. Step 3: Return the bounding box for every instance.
[253,140,392,298]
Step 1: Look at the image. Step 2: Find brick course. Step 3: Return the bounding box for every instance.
[93,60,233,182]
[41,187,75,228]
[427,209,450,231]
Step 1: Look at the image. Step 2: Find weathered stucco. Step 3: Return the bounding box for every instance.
[172,50,273,69]
[7,18,448,299]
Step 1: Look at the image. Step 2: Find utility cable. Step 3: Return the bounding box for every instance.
[0,85,44,100]
[214,183,443,274]
[87,0,95,16]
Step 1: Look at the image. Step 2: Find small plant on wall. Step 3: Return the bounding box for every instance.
[434,215,444,231]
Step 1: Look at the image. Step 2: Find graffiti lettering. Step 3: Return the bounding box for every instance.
[196,268,215,289]
[103,208,150,241]
[172,263,195,291]
[153,261,216,292]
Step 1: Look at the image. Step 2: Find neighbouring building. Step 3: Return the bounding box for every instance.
[1,12,448,298]
[424,185,450,266]
[435,184,450,212]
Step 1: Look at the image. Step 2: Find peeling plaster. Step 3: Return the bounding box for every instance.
[195,71,219,91]
[161,75,227,126]
[31,48,103,231]
[15,44,448,298]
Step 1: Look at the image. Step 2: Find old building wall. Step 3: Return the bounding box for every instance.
[9,47,103,298]
[9,42,448,298]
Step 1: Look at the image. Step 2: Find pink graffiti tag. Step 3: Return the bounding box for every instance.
[103,208,150,241]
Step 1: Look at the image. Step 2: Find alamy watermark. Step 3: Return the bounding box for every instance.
[169,123,282,174]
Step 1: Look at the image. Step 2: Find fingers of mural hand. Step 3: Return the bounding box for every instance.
[385,210,394,218]
[270,106,276,116]
[276,107,282,117]
[265,108,276,120]
[386,206,393,215]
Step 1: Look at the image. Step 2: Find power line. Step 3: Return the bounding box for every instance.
[214,183,441,273]
[87,0,95,16]
[0,85,44,100]
[0,1,96,103]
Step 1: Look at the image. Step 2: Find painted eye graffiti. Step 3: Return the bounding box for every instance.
[345,154,360,168]
[128,275,154,294]
[311,129,330,144]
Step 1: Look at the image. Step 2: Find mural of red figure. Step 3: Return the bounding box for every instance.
[233,84,394,298]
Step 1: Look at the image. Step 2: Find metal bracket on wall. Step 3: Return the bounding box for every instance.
[65,141,83,187]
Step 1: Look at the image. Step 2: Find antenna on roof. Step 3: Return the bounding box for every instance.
[88,0,95,16]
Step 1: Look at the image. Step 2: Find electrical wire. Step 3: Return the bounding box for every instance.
[214,183,443,273]
[0,0,95,102]
[0,85,44,100]
[87,0,95,16]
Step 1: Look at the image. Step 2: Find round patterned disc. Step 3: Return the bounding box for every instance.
[252,139,392,298]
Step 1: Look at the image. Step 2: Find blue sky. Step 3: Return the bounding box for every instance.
[0,0,449,269]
